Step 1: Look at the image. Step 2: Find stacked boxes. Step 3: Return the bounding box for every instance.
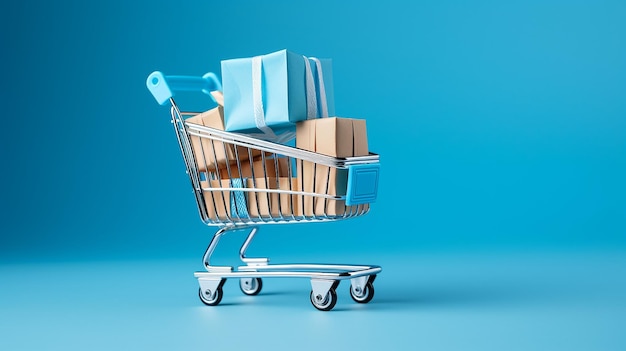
[191,51,373,221]
[295,117,369,216]
[191,116,370,221]
[198,156,299,221]
[247,177,300,218]
[217,157,289,180]
[199,178,234,220]
[186,92,263,172]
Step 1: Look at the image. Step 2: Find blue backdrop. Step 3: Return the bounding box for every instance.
[1,2,625,350]
[1,0,624,259]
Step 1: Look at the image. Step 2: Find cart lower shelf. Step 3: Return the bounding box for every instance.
[195,227,382,311]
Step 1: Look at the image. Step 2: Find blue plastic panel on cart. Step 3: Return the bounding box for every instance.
[346,163,380,206]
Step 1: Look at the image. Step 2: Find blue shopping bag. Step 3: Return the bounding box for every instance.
[221,49,335,142]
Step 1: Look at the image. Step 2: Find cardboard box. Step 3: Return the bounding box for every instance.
[200,178,255,221]
[295,117,369,216]
[187,92,263,172]
[216,157,290,180]
[202,176,301,221]
[247,177,300,218]
[199,179,232,221]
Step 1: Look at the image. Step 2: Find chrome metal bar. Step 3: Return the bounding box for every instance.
[194,271,347,280]
[169,100,208,222]
[202,216,357,227]
[237,263,381,272]
[200,187,344,199]
[202,227,237,272]
[185,125,379,168]
[194,265,381,280]
[239,227,269,265]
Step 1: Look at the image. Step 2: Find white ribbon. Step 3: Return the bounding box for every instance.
[309,57,328,118]
[303,57,317,119]
[252,56,278,139]
[250,54,329,142]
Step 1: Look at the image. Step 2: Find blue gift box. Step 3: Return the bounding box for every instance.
[221,49,335,141]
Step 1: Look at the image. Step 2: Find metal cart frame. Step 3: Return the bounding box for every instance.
[147,71,381,311]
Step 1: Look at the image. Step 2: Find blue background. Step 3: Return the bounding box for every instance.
[1,1,625,350]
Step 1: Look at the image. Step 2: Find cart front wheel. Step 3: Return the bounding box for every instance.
[240,277,263,296]
[199,286,223,306]
[310,289,338,311]
[350,281,375,304]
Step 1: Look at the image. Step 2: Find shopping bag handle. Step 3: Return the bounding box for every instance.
[146,71,222,105]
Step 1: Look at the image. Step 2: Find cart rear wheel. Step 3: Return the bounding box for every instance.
[350,281,374,304]
[310,289,338,311]
[199,286,223,306]
[239,277,263,296]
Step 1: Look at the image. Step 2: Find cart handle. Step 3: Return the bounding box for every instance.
[147,71,222,105]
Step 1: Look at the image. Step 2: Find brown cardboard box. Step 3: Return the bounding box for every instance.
[217,157,290,180]
[202,176,299,221]
[187,92,262,172]
[199,179,232,221]
[296,117,369,216]
[247,177,300,218]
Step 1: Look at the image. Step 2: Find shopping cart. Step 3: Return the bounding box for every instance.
[147,71,381,311]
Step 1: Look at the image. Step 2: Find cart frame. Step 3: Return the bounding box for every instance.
[147,71,382,311]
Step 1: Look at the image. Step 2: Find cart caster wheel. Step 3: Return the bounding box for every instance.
[199,286,224,306]
[240,277,263,296]
[350,281,374,304]
[310,289,338,311]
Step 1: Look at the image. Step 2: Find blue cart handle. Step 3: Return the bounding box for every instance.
[146,71,222,105]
